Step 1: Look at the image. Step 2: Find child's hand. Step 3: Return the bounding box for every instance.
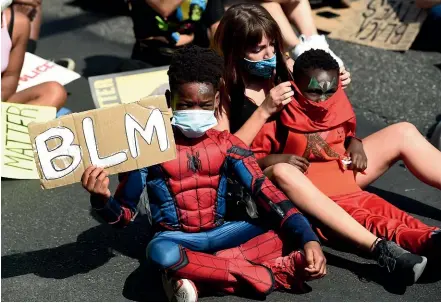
[346,138,367,173]
[303,241,327,280]
[260,81,294,117]
[81,165,111,199]
[285,154,310,173]
[340,66,351,89]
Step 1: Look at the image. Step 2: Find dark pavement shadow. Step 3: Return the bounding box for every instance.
[40,12,115,38]
[325,252,409,295]
[122,261,167,302]
[40,0,129,39]
[427,114,441,139]
[67,0,129,16]
[1,213,152,280]
[82,55,127,77]
[82,55,152,77]
[366,186,441,222]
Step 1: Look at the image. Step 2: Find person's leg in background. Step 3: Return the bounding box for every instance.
[257,0,344,66]
[355,122,441,190]
[12,1,40,53]
[13,1,75,69]
[28,1,41,43]
[280,0,318,39]
[259,1,301,50]
[7,81,67,110]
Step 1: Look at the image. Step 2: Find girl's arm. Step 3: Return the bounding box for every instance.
[1,9,30,101]
[232,81,294,145]
[234,106,272,145]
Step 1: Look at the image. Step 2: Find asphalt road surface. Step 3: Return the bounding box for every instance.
[2,0,441,301]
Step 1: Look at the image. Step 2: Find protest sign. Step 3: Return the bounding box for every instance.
[88,66,169,109]
[28,95,176,189]
[2,103,56,179]
[329,0,427,51]
[17,53,81,92]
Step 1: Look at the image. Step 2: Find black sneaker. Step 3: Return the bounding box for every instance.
[373,240,427,286]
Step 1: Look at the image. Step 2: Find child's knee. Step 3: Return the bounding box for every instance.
[146,239,182,269]
[272,163,304,185]
[42,82,67,108]
[391,122,419,140]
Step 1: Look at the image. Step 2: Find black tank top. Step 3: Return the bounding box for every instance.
[229,87,288,150]
[230,89,259,134]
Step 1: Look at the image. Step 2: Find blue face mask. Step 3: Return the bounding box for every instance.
[243,55,277,79]
[171,110,218,138]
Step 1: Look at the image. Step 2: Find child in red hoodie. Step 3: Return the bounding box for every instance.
[251,49,440,269]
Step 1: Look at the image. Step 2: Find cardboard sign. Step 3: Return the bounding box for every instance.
[329,0,427,51]
[2,103,56,179]
[28,96,176,189]
[17,53,81,92]
[88,66,169,109]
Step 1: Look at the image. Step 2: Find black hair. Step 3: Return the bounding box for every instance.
[168,45,224,91]
[293,49,339,83]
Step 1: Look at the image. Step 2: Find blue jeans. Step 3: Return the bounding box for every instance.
[146,221,265,269]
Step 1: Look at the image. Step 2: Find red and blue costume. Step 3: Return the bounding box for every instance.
[91,128,318,295]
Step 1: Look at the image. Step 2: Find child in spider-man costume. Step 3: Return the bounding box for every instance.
[251,49,439,281]
[81,46,326,302]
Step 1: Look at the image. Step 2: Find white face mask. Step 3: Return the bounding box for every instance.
[171,110,218,138]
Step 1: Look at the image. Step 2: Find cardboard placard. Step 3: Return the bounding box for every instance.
[28,96,176,189]
[17,53,81,92]
[88,66,169,109]
[2,103,56,179]
[329,0,427,50]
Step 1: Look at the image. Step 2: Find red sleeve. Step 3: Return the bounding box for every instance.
[345,117,363,142]
[345,117,357,138]
[90,168,148,228]
[224,133,319,245]
[250,120,281,159]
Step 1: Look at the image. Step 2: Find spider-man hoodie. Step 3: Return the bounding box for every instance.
[90,127,318,245]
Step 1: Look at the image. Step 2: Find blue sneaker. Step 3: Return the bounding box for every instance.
[56,107,72,118]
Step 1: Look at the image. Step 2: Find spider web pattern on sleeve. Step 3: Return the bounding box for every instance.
[224,133,301,227]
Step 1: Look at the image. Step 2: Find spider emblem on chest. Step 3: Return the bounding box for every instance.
[187,151,202,173]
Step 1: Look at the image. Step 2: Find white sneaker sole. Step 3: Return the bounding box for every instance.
[413,256,427,283]
[175,279,198,302]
